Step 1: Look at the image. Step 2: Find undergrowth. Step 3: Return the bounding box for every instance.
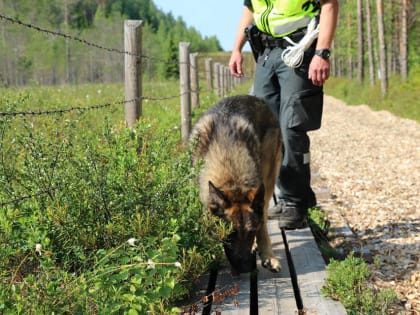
[308,209,399,314]
[0,82,227,314]
[322,254,398,315]
[325,68,420,122]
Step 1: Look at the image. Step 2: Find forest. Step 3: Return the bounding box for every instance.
[332,0,419,97]
[0,0,222,86]
[0,0,419,115]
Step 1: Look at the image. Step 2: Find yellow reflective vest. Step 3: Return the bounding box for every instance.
[250,0,320,37]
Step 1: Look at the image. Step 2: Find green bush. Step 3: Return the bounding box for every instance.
[322,253,398,315]
[0,84,226,314]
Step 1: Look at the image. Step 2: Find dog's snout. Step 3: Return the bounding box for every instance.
[224,243,256,273]
[223,229,257,273]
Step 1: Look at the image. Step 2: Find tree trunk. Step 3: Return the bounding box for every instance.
[347,9,353,78]
[365,0,375,86]
[376,0,388,97]
[357,0,364,82]
[400,0,408,81]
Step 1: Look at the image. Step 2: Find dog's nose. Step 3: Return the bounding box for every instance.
[224,246,256,273]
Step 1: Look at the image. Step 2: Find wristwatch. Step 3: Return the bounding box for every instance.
[315,49,331,60]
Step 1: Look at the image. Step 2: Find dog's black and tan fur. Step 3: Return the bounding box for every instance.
[190,95,282,273]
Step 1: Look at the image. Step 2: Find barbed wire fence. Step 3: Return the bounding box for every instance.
[0,13,249,208]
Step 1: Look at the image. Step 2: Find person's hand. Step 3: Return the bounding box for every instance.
[308,55,330,86]
[229,50,244,77]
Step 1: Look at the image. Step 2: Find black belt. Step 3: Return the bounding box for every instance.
[260,29,306,49]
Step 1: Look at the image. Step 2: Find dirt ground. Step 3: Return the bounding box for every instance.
[309,95,420,314]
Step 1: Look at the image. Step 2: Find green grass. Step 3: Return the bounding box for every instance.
[308,208,342,262]
[0,81,235,314]
[325,69,420,122]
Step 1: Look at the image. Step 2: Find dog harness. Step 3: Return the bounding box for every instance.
[247,0,320,37]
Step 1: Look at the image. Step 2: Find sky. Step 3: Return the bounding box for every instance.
[152,0,247,52]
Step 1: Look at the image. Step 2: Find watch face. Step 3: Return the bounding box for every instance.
[316,49,330,59]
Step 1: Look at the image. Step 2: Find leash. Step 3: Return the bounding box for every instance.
[272,193,305,312]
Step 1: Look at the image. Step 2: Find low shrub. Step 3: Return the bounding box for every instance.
[0,84,226,314]
[322,253,398,315]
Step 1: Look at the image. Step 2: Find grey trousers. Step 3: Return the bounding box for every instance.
[253,46,323,208]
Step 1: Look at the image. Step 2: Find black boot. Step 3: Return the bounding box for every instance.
[268,200,308,229]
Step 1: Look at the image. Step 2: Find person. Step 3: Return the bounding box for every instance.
[229,0,339,229]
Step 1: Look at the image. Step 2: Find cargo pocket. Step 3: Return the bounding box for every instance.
[288,89,323,131]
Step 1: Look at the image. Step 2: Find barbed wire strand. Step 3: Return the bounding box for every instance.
[0,13,137,57]
[0,91,196,117]
[0,98,135,117]
[0,13,194,67]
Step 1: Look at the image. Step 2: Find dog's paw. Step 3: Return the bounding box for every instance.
[261,257,281,273]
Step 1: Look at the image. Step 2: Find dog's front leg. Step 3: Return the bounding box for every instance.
[257,219,281,272]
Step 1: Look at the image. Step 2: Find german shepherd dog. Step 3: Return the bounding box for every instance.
[190,95,281,273]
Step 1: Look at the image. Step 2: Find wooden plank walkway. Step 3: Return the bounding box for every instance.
[206,220,347,314]
[180,180,347,314]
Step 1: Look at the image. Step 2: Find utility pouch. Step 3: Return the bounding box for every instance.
[288,88,323,131]
[245,24,264,61]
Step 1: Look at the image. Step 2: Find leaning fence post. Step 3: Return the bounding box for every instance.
[190,52,199,109]
[124,20,142,128]
[179,42,191,143]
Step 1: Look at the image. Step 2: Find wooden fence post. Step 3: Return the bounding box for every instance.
[219,64,225,98]
[213,62,221,97]
[229,67,233,91]
[179,42,191,143]
[205,58,213,91]
[190,52,199,109]
[124,20,142,128]
[225,67,230,95]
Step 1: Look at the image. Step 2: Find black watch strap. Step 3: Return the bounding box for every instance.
[315,49,331,60]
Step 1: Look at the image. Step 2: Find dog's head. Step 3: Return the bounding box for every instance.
[208,181,264,273]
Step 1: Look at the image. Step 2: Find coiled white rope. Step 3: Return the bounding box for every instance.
[281,18,319,68]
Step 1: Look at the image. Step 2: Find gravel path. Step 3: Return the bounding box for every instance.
[309,95,420,314]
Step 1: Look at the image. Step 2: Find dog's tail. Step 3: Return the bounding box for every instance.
[189,114,216,165]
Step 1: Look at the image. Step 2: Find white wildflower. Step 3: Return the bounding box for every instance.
[35,243,42,255]
[127,238,137,246]
[174,262,182,269]
[147,259,155,269]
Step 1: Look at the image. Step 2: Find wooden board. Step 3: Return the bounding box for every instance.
[285,228,347,315]
[204,221,347,314]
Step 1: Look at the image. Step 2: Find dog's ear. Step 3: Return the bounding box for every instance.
[208,181,228,218]
[249,184,265,215]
